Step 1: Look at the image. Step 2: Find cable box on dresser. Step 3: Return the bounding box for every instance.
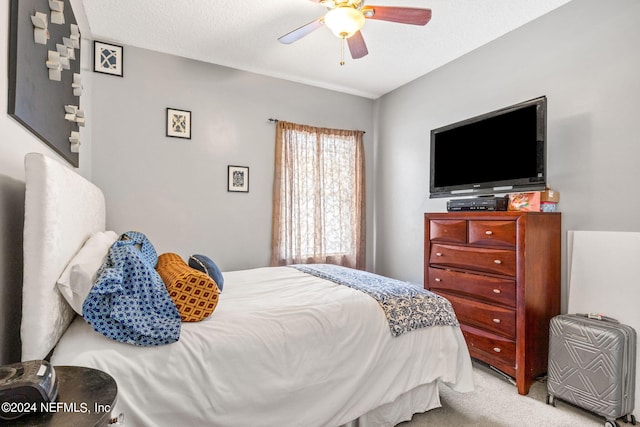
[424,211,561,395]
[446,196,509,211]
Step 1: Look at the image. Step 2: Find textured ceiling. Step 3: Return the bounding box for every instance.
[78,0,572,99]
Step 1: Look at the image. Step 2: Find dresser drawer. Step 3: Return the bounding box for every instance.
[429,220,466,243]
[468,220,516,248]
[441,292,515,338]
[461,324,516,375]
[428,267,516,308]
[429,243,516,277]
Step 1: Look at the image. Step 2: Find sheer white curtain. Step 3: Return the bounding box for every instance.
[271,121,366,269]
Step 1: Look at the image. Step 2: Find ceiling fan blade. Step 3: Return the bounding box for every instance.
[347,31,368,59]
[362,6,432,25]
[278,17,324,44]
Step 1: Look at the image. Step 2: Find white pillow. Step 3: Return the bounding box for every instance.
[56,230,118,315]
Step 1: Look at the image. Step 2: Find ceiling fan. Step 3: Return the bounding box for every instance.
[278,0,432,65]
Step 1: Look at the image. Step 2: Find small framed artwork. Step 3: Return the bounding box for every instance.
[93,41,124,77]
[166,108,192,139]
[228,166,249,193]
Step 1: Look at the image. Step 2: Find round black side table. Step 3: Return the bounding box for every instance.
[9,365,118,426]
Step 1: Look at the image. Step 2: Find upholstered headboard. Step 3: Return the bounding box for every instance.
[21,153,106,361]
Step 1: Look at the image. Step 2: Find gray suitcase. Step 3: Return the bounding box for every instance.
[546,314,637,427]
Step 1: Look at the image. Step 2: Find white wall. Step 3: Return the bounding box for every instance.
[373,0,640,311]
[0,1,93,364]
[91,46,375,272]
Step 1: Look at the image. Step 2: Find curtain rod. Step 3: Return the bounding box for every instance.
[267,118,365,134]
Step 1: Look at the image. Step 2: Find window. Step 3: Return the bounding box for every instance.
[271,121,365,269]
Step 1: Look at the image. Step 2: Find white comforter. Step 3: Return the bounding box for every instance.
[51,267,473,426]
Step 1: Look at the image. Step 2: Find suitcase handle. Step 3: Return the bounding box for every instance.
[576,312,620,323]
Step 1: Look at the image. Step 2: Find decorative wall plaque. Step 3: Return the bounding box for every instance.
[8,0,81,166]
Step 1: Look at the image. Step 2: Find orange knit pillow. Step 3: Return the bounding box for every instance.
[156,253,219,322]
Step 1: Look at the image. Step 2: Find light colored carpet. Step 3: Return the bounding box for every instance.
[399,362,606,427]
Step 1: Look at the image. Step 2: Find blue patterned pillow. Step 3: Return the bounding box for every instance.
[188,254,224,292]
[82,231,181,346]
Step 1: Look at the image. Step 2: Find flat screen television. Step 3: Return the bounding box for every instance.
[429,96,547,199]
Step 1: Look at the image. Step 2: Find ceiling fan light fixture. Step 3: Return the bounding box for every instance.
[324,7,365,39]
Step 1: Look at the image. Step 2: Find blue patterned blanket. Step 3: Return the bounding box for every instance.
[290,264,459,337]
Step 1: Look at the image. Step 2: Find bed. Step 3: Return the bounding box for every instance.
[20,152,474,426]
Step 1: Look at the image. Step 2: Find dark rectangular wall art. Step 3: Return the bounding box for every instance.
[8,0,81,167]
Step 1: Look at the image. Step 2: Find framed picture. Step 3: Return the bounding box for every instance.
[228,166,249,193]
[166,108,192,139]
[93,41,124,77]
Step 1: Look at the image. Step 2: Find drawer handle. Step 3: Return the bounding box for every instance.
[435,278,442,282]
[493,318,501,324]
[494,259,502,265]
[493,289,501,294]
[493,347,501,353]
[485,230,493,235]
[436,252,443,257]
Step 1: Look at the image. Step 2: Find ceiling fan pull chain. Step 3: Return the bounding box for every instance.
[340,37,346,66]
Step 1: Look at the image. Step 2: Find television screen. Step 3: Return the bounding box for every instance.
[429,96,546,198]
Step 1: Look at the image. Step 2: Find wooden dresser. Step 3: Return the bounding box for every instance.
[424,211,561,395]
